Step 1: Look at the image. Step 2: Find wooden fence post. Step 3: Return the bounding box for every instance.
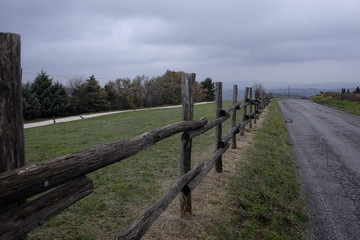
[0,32,24,173]
[215,82,223,173]
[0,32,25,202]
[241,87,249,135]
[254,88,258,124]
[231,85,238,149]
[180,73,195,218]
[0,32,26,240]
[249,87,253,128]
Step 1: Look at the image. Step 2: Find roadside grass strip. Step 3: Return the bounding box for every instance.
[311,95,360,116]
[215,101,310,240]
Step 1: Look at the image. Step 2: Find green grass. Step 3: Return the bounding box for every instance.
[26,102,235,239]
[213,101,310,240]
[24,101,309,239]
[311,94,360,115]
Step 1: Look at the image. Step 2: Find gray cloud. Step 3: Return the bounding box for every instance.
[1,0,360,88]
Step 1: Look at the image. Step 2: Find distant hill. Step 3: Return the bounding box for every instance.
[268,88,325,98]
[222,87,321,100]
[222,82,360,100]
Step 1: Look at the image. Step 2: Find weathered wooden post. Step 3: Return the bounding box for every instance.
[0,32,24,173]
[241,87,249,135]
[215,82,223,172]
[0,32,25,239]
[0,32,24,186]
[231,85,238,149]
[179,73,195,218]
[249,87,253,128]
[254,87,258,124]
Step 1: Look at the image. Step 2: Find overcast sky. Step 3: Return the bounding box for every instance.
[1,0,360,89]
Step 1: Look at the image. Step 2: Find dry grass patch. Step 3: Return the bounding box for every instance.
[142,111,267,240]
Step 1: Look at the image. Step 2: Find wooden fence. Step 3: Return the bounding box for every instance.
[0,32,270,240]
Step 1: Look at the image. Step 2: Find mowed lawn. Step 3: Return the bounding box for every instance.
[24,101,309,240]
[25,102,234,239]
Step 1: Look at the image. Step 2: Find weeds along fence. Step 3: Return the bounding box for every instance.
[0,32,270,239]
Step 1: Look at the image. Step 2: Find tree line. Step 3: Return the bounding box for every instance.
[341,87,360,94]
[320,86,360,103]
[22,70,216,120]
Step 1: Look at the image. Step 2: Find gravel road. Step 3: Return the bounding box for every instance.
[278,99,360,240]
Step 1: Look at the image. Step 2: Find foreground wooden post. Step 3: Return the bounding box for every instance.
[0,32,24,173]
[179,73,195,218]
[0,32,25,239]
[241,87,249,135]
[215,82,223,172]
[254,87,258,124]
[249,87,253,128]
[0,32,25,207]
[231,85,238,149]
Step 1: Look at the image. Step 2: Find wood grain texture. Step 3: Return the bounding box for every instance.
[0,119,207,206]
[0,176,93,240]
[231,85,238,149]
[180,73,196,218]
[0,32,24,172]
[185,115,229,140]
[215,82,223,173]
[241,87,249,135]
[249,87,253,128]
[221,101,241,116]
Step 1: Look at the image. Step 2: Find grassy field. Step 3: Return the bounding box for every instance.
[24,101,309,239]
[213,101,310,240]
[311,94,360,115]
[26,102,233,239]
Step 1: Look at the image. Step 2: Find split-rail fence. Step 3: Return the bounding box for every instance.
[0,32,270,239]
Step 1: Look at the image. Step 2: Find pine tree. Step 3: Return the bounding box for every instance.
[81,75,107,112]
[201,78,215,101]
[23,71,70,119]
[22,83,41,119]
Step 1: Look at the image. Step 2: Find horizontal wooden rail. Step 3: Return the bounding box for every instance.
[0,119,207,206]
[185,114,230,139]
[115,96,269,238]
[117,145,233,239]
[239,119,250,132]
[249,99,260,105]
[220,124,241,147]
[188,143,230,191]
[220,102,241,116]
[0,176,93,240]
[116,162,204,240]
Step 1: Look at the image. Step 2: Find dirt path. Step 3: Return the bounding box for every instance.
[24,102,212,129]
[141,107,269,239]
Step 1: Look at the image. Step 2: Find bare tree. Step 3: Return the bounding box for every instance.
[253,83,265,99]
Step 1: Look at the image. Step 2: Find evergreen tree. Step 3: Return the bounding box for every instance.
[23,71,70,119]
[104,81,118,110]
[48,81,71,117]
[201,78,215,101]
[22,83,41,119]
[81,75,107,112]
[31,71,53,117]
